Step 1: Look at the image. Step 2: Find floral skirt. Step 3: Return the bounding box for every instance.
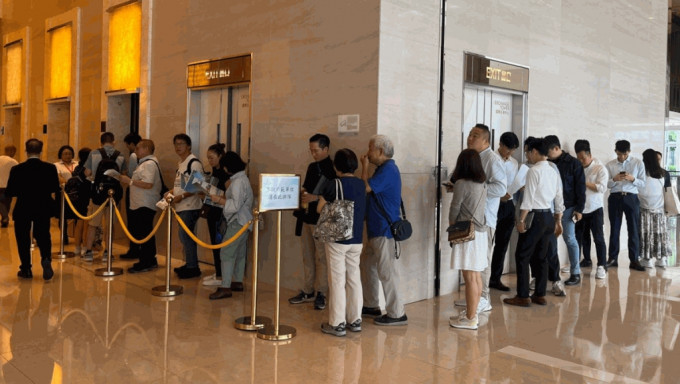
[639,209,671,260]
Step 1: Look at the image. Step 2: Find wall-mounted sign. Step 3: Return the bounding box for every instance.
[259,174,300,212]
[338,114,359,133]
[464,53,529,93]
[187,54,251,89]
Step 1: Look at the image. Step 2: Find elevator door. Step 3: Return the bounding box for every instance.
[461,85,526,275]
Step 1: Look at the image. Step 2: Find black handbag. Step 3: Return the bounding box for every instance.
[371,193,412,241]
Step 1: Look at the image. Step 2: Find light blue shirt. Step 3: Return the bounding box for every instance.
[222,170,253,227]
[479,147,507,229]
[605,156,646,194]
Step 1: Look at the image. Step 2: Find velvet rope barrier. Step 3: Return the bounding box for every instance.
[171,208,252,250]
[112,200,168,244]
[64,192,109,221]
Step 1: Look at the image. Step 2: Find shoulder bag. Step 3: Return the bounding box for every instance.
[372,193,412,241]
[313,179,354,242]
[447,191,484,244]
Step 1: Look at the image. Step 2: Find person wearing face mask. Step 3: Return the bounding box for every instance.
[207,151,253,300]
[604,140,646,272]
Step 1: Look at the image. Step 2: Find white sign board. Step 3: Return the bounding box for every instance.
[338,114,360,133]
[259,174,301,212]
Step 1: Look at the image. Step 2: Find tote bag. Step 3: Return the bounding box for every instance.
[664,184,680,216]
[313,179,354,242]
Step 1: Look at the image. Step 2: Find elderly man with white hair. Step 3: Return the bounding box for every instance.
[359,134,408,326]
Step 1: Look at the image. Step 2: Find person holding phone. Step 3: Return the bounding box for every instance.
[604,140,646,271]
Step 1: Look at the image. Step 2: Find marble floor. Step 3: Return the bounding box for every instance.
[0,225,679,383]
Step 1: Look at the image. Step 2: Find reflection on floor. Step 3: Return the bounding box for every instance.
[1,225,680,383]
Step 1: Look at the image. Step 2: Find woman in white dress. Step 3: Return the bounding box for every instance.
[639,148,671,268]
[448,149,487,330]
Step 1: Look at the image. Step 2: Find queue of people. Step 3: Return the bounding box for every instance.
[2,127,673,339]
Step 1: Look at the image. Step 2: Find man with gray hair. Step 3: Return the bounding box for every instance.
[360,134,407,326]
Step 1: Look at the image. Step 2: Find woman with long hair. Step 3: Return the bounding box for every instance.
[448,149,487,330]
[639,148,671,268]
[201,143,230,287]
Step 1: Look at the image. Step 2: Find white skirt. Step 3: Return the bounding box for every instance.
[451,230,489,272]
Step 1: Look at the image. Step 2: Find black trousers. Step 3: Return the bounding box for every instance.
[515,211,554,298]
[129,207,157,266]
[207,207,223,277]
[608,193,640,263]
[575,207,607,267]
[490,200,515,283]
[14,215,51,270]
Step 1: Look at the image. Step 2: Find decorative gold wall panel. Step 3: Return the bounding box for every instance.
[5,42,22,104]
[49,25,72,99]
[107,2,141,91]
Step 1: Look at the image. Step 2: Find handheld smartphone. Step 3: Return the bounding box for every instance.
[571,214,578,223]
[442,181,454,188]
[619,171,626,175]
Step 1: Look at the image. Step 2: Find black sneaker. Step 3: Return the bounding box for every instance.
[314,292,327,310]
[321,322,346,337]
[17,269,33,279]
[362,306,382,317]
[128,262,159,274]
[176,267,201,279]
[374,314,408,326]
[579,259,592,268]
[288,290,315,304]
[347,319,362,332]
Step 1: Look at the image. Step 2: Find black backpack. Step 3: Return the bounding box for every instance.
[91,148,123,205]
[64,166,90,205]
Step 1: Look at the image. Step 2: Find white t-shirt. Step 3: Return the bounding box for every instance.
[173,154,204,212]
[54,160,78,182]
[130,155,161,211]
[639,175,665,212]
[0,155,18,188]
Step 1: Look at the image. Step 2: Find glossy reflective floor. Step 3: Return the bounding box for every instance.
[1,225,680,383]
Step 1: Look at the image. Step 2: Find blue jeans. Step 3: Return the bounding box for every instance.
[561,206,581,276]
[177,209,200,268]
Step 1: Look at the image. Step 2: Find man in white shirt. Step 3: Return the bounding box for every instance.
[574,140,609,279]
[121,132,142,260]
[119,139,161,273]
[504,138,564,307]
[0,145,18,227]
[489,132,520,292]
[454,124,506,313]
[604,140,646,271]
[167,133,204,279]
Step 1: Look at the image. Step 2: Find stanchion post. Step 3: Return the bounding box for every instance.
[257,211,296,341]
[95,192,123,277]
[152,204,183,297]
[53,185,75,259]
[235,210,271,330]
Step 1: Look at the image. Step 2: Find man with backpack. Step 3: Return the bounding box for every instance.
[167,133,204,279]
[82,132,126,261]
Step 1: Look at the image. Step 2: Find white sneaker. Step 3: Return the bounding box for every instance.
[529,278,536,291]
[641,258,654,269]
[560,266,570,273]
[655,257,667,269]
[552,281,566,296]
[202,274,223,286]
[477,297,492,312]
[454,299,467,307]
[450,314,478,330]
[595,266,607,279]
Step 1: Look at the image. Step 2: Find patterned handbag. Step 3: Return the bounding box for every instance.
[313,179,354,242]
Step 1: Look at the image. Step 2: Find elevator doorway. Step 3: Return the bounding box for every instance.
[2,107,21,151]
[187,84,251,264]
[46,101,70,162]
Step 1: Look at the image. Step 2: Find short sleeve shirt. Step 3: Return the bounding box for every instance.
[366,159,401,238]
[173,154,204,212]
[322,177,366,244]
[84,144,126,180]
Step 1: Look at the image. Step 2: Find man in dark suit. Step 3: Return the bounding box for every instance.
[6,139,60,280]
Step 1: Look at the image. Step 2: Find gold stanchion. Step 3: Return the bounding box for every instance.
[53,185,75,259]
[95,192,123,277]
[257,211,296,341]
[235,210,271,330]
[152,204,183,297]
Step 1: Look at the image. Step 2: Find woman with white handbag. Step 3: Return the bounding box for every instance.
[316,149,366,337]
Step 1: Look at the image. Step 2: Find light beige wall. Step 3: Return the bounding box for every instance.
[151,0,381,286]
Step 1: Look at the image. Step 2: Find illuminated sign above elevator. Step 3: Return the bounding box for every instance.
[187,54,251,89]
[464,53,529,92]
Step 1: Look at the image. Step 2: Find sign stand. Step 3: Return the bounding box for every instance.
[256,174,300,341]
[235,210,272,331]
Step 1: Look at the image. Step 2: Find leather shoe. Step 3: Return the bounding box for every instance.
[230,282,244,291]
[606,259,618,268]
[564,274,581,286]
[209,287,232,300]
[17,269,33,279]
[530,295,547,305]
[503,296,531,307]
[629,260,645,271]
[489,281,510,292]
[41,259,54,281]
[579,259,592,268]
[128,262,159,274]
[119,252,139,260]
